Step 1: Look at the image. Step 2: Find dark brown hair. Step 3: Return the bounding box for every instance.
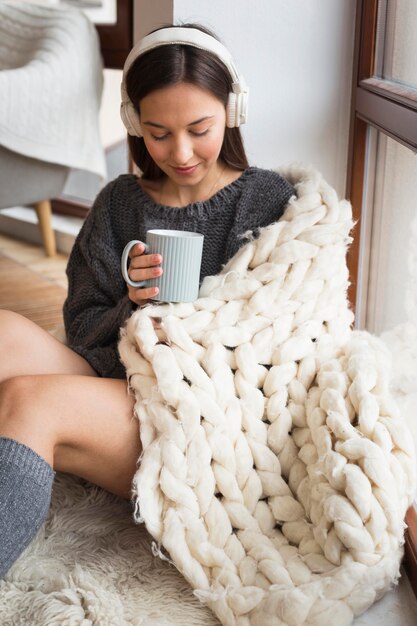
[125,23,249,178]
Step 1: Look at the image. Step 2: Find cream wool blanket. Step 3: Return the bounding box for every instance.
[118,164,416,626]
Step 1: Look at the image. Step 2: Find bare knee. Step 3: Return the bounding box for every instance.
[0,311,27,354]
[0,376,56,464]
[0,310,30,343]
[0,310,96,379]
[0,311,39,380]
[0,376,34,428]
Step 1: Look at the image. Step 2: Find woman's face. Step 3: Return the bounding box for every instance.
[139,82,226,189]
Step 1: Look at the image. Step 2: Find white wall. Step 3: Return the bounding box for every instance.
[134,0,356,196]
[99,69,125,148]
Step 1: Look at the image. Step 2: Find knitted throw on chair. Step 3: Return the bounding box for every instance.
[118,164,416,626]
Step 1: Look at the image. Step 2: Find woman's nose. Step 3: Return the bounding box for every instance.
[171,136,193,165]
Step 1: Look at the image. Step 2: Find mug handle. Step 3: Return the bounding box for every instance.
[121,239,149,288]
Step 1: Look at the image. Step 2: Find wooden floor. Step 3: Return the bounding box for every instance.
[0,233,68,332]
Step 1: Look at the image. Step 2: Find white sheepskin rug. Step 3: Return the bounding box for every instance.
[0,472,221,626]
[118,164,416,626]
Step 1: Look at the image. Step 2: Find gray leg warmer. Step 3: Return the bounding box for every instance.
[0,437,54,578]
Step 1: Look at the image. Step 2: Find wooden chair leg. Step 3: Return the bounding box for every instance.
[34,200,56,256]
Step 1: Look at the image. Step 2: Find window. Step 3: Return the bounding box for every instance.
[347,0,417,594]
[356,131,417,333]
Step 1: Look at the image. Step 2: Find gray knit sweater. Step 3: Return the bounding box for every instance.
[63,167,295,378]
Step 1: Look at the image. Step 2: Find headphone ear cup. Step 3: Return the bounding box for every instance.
[121,100,143,137]
[226,92,238,128]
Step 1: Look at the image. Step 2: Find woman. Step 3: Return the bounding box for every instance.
[0,23,294,577]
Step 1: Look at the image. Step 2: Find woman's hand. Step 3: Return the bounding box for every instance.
[125,242,163,306]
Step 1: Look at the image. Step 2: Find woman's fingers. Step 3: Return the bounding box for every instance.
[128,242,146,258]
[127,284,160,303]
[125,243,163,304]
[131,253,162,268]
[129,243,162,269]
[128,263,162,283]
[127,246,162,280]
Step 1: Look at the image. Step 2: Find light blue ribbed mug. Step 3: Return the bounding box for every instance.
[121,229,204,303]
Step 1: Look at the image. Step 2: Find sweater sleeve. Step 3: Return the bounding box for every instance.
[63,181,135,379]
[224,169,295,263]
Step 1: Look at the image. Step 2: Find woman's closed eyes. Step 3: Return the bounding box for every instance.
[151,129,210,141]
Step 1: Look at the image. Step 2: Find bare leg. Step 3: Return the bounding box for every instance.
[0,310,141,577]
[0,374,139,499]
[0,310,97,380]
[0,310,140,498]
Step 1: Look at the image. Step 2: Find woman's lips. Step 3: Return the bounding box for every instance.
[172,165,199,176]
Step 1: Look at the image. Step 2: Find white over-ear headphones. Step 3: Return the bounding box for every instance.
[120,26,249,137]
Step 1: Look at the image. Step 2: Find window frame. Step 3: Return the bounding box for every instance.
[347,0,417,596]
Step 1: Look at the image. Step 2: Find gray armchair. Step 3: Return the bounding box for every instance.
[0,145,69,256]
[0,2,106,257]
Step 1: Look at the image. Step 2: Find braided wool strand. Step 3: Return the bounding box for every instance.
[118,164,416,626]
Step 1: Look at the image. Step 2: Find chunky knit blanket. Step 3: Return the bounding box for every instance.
[118,164,416,626]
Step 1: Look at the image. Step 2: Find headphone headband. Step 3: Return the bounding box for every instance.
[120,26,248,137]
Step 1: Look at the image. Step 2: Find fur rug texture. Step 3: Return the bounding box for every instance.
[0,165,415,626]
[118,164,416,626]
[0,473,220,626]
